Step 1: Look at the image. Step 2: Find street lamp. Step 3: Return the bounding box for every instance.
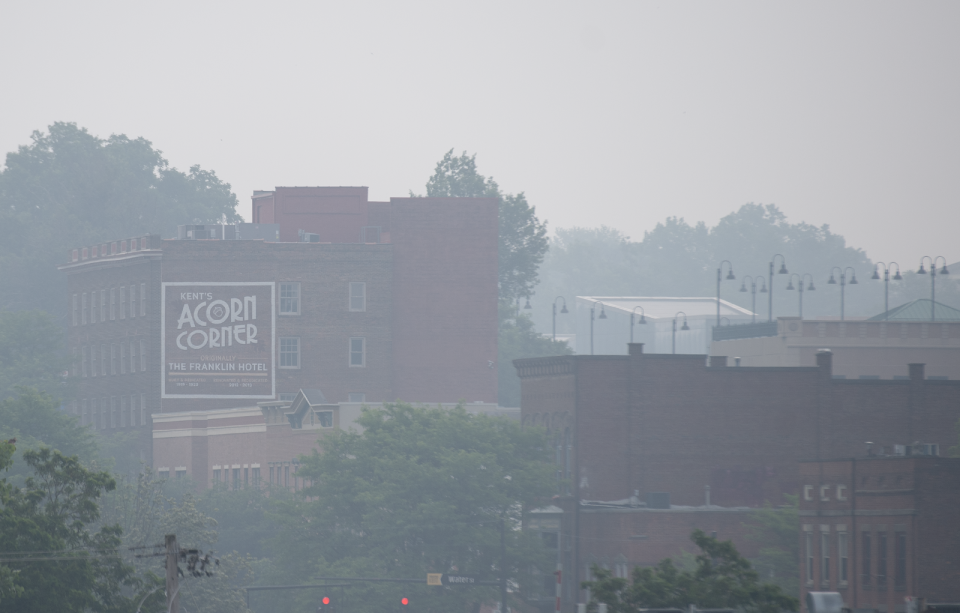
[552,296,569,341]
[827,267,858,321]
[589,299,607,355]
[768,255,788,321]
[716,260,736,326]
[871,262,902,318]
[738,276,767,324]
[785,273,816,319]
[630,306,647,344]
[672,311,689,355]
[918,256,949,321]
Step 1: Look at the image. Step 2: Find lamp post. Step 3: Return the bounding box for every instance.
[738,276,767,323]
[552,296,569,341]
[918,256,949,321]
[589,300,607,355]
[716,260,736,326]
[768,255,788,321]
[827,267,859,321]
[672,311,689,355]
[630,306,647,344]
[871,262,902,319]
[785,273,816,319]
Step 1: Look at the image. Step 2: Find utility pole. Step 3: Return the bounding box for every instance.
[500,518,508,613]
[166,534,179,613]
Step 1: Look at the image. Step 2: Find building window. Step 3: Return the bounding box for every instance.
[877,532,888,588]
[838,531,848,584]
[252,467,260,487]
[140,393,146,425]
[120,343,127,374]
[862,532,872,587]
[119,286,126,320]
[81,399,87,427]
[82,292,88,324]
[805,531,814,586]
[90,291,97,324]
[100,289,106,321]
[111,344,117,375]
[81,346,88,377]
[140,340,146,371]
[158,469,170,479]
[176,469,186,480]
[895,532,906,590]
[279,337,300,368]
[348,393,365,402]
[316,411,334,427]
[110,288,116,320]
[269,466,275,484]
[110,397,117,428]
[101,344,107,376]
[349,337,365,367]
[129,285,136,318]
[130,341,136,373]
[284,465,290,488]
[120,396,127,428]
[213,469,221,484]
[91,345,98,378]
[821,531,830,587]
[280,282,300,315]
[72,294,78,326]
[349,282,366,312]
[140,283,146,316]
[232,468,241,490]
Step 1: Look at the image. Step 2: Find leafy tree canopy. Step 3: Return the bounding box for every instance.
[581,529,798,613]
[268,403,556,613]
[420,149,549,303]
[746,495,799,597]
[0,445,146,613]
[0,310,70,401]
[0,122,241,318]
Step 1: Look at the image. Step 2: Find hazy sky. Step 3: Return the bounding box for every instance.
[3,1,958,267]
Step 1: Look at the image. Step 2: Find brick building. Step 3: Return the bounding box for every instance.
[799,456,960,611]
[514,345,960,609]
[60,187,499,458]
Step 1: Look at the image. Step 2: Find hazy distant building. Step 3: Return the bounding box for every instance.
[60,187,499,457]
[799,455,960,609]
[572,296,755,355]
[514,346,960,609]
[710,300,960,379]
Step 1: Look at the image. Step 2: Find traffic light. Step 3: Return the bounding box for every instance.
[318,596,332,613]
[399,596,409,613]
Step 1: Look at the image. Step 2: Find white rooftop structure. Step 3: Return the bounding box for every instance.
[574,296,755,355]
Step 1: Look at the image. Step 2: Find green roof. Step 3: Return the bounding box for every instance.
[867,299,960,322]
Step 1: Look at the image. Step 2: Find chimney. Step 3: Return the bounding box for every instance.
[709,356,727,368]
[816,349,833,374]
[704,485,711,506]
[628,343,644,356]
[909,363,925,382]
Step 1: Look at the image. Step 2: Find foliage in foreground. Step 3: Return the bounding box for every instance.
[746,495,800,597]
[581,529,798,613]
[268,402,556,613]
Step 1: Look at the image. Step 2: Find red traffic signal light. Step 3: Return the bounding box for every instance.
[323,597,331,606]
[401,598,409,606]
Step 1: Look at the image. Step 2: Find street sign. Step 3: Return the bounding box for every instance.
[442,574,478,586]
[426,574,483,586]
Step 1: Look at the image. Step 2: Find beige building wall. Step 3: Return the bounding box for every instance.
[710,317,960,379]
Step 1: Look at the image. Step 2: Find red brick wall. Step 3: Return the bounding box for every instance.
[390,197,499,403]
[160,239,394,411]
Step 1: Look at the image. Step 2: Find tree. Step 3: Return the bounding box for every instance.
[581,529,798,613]
[269,403,556,613]
[0,388,98,477]
[0,310,70,401]
[0,122,241,320]
[498,301,571,407]
[421,149,549,303]
[0,445,147,612]
[746,495,799,596]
